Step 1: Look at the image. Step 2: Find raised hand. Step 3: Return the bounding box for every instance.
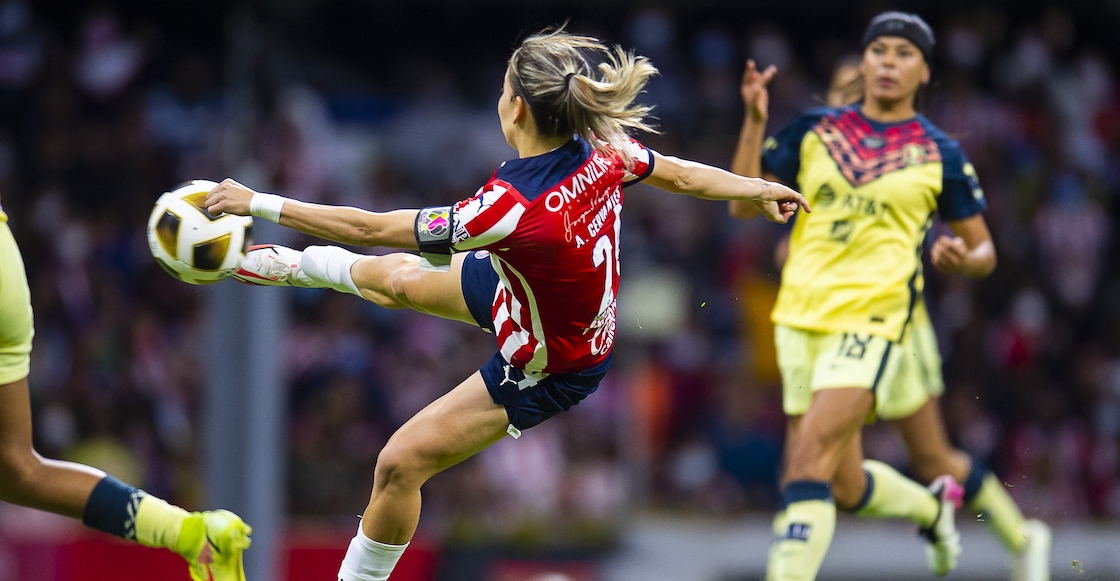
[741,59,778,123]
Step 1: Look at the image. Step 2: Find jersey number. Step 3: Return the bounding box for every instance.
[837,332,872,360]
[589,204,622,356]
[592,235,615,314]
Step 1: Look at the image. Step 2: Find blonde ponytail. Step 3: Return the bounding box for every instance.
[509,27,658,166]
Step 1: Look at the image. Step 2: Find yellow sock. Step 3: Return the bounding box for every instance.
[969,473,1027,553]
[134,495,190,550]
[767,508,788,573]
[856,460,938,529]
[767,481,835,581]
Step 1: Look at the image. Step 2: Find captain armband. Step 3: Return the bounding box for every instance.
[415,206,454,253]
[415,206,454,271]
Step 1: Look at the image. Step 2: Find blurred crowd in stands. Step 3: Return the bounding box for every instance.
[2,0,1119,545]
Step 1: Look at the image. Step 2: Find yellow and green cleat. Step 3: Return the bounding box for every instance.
[175,510,252,581]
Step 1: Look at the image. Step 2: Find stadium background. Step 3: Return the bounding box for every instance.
[1,0,1119,579]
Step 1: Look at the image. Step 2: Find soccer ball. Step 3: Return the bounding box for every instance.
[147,180,254,285]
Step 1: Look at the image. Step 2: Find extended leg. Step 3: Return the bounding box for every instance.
[349,252,475,324]
[238,245,477,325]
[338,371,509,581]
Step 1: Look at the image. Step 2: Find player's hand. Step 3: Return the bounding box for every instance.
[931,235,969,274]
[741,59,777,123]
[205,178,257,216]
[752,180,809,224]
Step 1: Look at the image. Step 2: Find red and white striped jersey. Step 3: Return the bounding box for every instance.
[451,137,655,374]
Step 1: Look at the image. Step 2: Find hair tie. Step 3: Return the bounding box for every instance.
[564,72,577,86]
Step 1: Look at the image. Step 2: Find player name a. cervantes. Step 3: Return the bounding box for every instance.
[565,187,621,248]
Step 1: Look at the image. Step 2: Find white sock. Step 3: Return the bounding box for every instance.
[301,245,363,297]
[337,524,408,581]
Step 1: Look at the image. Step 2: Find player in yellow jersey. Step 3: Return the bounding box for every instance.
[729,12,1050,581]
[0,201,251,580]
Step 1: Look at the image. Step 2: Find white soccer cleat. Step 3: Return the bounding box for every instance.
[921,474,964,576]
[233,244,315,287]
[1011,519,1052,581]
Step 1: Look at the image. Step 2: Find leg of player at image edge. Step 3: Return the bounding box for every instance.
[82,475,252,581]
[2,216,251,581]
[958,459,1052,581]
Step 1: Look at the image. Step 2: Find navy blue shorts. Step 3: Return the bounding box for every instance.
[460,250,612,431]
[460,250,500,334]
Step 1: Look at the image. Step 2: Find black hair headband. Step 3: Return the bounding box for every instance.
[862,11,935,64]
[510,67,541,118]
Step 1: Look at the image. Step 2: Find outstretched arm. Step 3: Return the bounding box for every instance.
[205,179,419,249]
[642,151,808,224]
[930,214,996,278]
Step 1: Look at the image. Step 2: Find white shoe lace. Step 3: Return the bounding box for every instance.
[247,250,293,280]
[266,258,294,280]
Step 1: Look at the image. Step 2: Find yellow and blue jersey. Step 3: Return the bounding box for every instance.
[763,105,985,341]
[1,208,34,385]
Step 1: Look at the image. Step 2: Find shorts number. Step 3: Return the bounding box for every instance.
[837,333,872,360]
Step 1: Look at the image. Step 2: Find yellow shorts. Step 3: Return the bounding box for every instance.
[878,310,944,420]
[0,219,33,385]
[775,324,903,417]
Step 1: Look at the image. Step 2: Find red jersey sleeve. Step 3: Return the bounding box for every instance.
[451,179,530,251]
[619,137,656,185]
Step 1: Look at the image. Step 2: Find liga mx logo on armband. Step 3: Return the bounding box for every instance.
[420,208,450,237]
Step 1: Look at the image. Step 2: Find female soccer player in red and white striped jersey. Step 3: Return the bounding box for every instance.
[205,27,808,581]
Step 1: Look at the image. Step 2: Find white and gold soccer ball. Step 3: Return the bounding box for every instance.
[147,179,253,285]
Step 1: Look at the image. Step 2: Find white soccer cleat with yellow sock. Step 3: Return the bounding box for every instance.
[921,474,964,576]
[233,244,314,287]
[1011,519,1052,581]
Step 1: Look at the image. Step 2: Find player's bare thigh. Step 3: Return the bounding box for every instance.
[377,371,510,482]
[890,398,970,484]
[350,252,475,326]
[785,388,872,482]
